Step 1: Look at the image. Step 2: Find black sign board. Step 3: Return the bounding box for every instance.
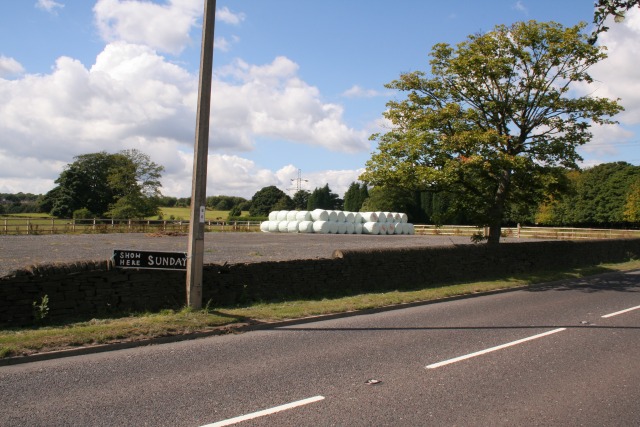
[112,249,187,270]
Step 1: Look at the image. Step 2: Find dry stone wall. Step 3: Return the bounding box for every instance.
[1,239,639,326]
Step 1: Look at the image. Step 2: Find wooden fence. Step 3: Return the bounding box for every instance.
[0,217,261,235]
[413,224,640,240]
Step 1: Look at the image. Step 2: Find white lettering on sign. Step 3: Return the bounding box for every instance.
[148,255,187,267]
[200,205,206,223]
[119,252,141,260]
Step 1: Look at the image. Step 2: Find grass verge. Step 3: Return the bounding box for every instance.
[2,260,640,359]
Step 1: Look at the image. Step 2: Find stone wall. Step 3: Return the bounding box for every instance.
[2,239,639,326]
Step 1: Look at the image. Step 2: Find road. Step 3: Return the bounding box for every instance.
[1,271,639,426]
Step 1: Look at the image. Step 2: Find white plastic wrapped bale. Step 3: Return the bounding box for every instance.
[287,221,300,233]
[383,212,395,223]
[375,212,387,223]
[336,211,346,222]
[379,223,388,235]
[329,221,339,234]
[276,210,289,221]
[386,222,396,235]
[354,223,363,234]
[399,213,409,223]
[313,220,330,234]
[268,211,278,221]
[278,221,289,232]
[354,212,363,224]
[286,210,299,221]
[338,222,348,234]
[268,221,280,232]
[295,210,312,221]
[311,209,329,221]
[393,222,403,234]
[361,212,378,223]
[260,221,270,232]
[346,223,355,234]
[298,220,314,233]
[328,210,338,222]
[406,223,415,234]
[363,222,380,235]
[344,212,355,223]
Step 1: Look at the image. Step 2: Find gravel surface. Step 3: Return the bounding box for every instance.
[0,232,510,277]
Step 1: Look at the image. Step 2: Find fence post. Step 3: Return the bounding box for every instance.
[517,223,521,239]
[51,218,55,234]
[27,218,31,235]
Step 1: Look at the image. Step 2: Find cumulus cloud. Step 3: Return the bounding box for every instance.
[0,56,24,78]
[216,6,245,25]
[35,0,64,14]
[342,85,382,98]
[93,0,201,55]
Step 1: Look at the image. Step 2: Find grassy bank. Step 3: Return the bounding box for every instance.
[2,260,640,360]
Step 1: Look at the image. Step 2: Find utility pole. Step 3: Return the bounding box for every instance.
[187,0,216,309]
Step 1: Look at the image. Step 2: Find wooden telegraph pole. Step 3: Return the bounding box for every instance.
[187,0,216,309]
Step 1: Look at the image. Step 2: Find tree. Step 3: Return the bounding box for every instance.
[45,150,164,218]
[307,184,342,210]
[291,190,310,210]
[343,182,369,212]
[249,186,289,216]
[590,0,640,44]
[360,21,622,244]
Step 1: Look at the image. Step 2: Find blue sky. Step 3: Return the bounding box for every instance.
[1,0,639,199]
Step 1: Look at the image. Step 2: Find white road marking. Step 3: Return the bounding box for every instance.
[602,304,640,318]
[201,395,325,427]
[426,328,567,369]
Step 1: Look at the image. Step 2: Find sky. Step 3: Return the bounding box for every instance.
[1,0,639,200]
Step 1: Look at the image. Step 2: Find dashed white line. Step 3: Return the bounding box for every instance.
[602,304,640,318]
[201,395,325,427]
[426,328,567,369]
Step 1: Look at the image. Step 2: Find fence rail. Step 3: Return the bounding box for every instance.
[0,217,261,235]
[2,218,640,240]
[413,224,640,240]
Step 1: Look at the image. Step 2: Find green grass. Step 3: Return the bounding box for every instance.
[2,259,640,360]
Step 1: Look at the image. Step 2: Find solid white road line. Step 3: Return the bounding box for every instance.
[602,304,640,318]
[201,396,325,427]
[426,328,567,369]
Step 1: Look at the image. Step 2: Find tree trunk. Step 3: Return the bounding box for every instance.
[486,169,512,245]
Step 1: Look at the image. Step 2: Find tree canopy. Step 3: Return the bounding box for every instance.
[249,186,290,217]
[307,184,342,210]
[43,149,164,219]
[360,20,622,244]
[590,0,640,44]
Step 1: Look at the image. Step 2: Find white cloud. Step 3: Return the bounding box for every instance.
[0,56,24,78]
[342,85,382,98]
[512,1,527,14]
[35,0,64,14]
[93,0,202,55]
[217,6,245,25]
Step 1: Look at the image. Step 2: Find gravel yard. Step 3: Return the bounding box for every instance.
[0,232,509,277]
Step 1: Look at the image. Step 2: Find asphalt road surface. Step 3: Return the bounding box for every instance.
[2,271,639,426]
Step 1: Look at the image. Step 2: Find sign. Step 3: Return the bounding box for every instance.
[112,249,188,270]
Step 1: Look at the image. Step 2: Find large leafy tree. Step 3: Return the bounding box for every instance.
[45,149,164,218]
[307,184,342,210]
[249,186,290,216]
[343,182,369,212]
[590,0,640,44]
[361,21,622,244]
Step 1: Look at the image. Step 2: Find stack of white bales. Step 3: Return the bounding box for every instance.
[260,209,415,235]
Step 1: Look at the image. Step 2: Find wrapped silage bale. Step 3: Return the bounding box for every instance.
[383,212,394,222]
[311,209,329,221]
[379,223,388,235]
[260,221,270,232]
[338,222,347,234]
[268,211,278,221]
[345,212,355,223]
[393,222,403,235]
[286,210,299,221]
[278,221,289,233]
[298,220,314,233]
[354,223,363,234]
[276,210,289,221]
[268,221,280,232]
[354,212,363,224]
[328,221,339,234]
[376,212,387,223]
[287,221,300,233]
[406,223,415,235]
[345,223,355,234]
[328,210,338,222]
[386,222,396,235]
[295,210,312,221]
[399,213,409,223]
[336,211,346,223]
[313,220,330,234]
[363,222,380,235]
[361,212,378,223]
